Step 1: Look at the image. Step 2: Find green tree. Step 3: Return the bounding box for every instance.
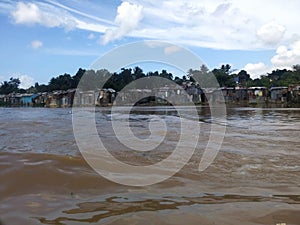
[0,77,21,94]
[160,69,173,80]
[133,66,145,79]
[212,66,235,87]
[72,68,86,88]
[237,70,251,87]
[200,64,209,74]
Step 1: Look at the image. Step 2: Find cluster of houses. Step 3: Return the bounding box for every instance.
[0,88,116,107]
[1,85,300,107]
[218,85,300,105]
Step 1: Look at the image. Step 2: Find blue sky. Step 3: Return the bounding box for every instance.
[0,0,300,88]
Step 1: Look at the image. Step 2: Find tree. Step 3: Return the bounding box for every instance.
[72,68,86,88]
[133,66,145,79]
[212,66,235,87]
[187,69,196,82]
[237,70,251,87]
[174,76,183,85]
[277,71,300,86]
[48,73,73,91]
[160,69,173,80]
[0,77,20,94]
[200,64,209,74]
[220,64,231,74]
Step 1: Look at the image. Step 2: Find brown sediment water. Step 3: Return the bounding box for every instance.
[0,107,299,225]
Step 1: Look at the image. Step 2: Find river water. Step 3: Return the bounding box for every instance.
[0,106,299,225]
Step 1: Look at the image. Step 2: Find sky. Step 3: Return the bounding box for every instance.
[0,0,300,88]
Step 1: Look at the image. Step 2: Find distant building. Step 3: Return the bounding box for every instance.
[98,88,116,106]
[247,87,268,104]
[73,89,116,107]
[20,94,38,106]
[289,85,300,103]
[45,90,75,108]
[270,87,288,103]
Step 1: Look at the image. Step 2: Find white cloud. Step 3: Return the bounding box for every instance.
[5,0,300,50]
[101,2,143,44]
[12,2,40,24]
[30,40,43,49]
[88,33,95,40]
[271,40,300,68]
[244,39,300,77]
[164,45,181,55]
[126,0,300,50]
[11,2,76,30]
[243,62,271,79]
[256,21,286,45]
[19,75,35,89]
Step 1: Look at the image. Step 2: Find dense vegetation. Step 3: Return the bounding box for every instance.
[1,64,300,95]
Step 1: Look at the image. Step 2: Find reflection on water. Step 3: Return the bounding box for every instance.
[0,106,299,224]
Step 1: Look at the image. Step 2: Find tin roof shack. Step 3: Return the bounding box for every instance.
[5,93,22,106]
[235,88,248,102]
[45,90,74,108]
[202,88,215,103]
[290,85,300,104]
[33,93,48,107]
[45,91,60,108]
[116,89,154,106]
[20,93,38,106]
[247,87,268,104]
[185,85,204,104]
[158,85,192,105]
[0,94,6,106]
[63,89,75,107]
[220,87,247,103]
[97,89,116,106]
[73,90,99,107]
[116,86,190,106]
[270,87,288,103]
[221,87,235,103]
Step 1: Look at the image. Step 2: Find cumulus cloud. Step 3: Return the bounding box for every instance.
[11,2,76,30]
[101,2,143,44]
[5,0,300,50]
[243,62,270,79]
[12,2,40,24]
[244,40,300,77]
[30,40,43,49]
[126,0,300,50]
[271,40,300,68]
[256,21,286,45]
[164,45,181,55]
[19,75,35,89]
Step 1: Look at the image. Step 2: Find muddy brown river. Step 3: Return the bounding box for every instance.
[0,106,299,225]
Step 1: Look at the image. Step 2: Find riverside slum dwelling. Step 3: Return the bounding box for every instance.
[269,87,288,104]
[289,85,300,103]
[247,87,268,104]
[45,90,75,107]
[72,89,116,107]
[206,87,247,104]
[115,85,193,106]
[20,93,39,106]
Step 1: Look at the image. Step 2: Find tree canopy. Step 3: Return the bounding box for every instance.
[0,77,20,94]
[1,64,300,95]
